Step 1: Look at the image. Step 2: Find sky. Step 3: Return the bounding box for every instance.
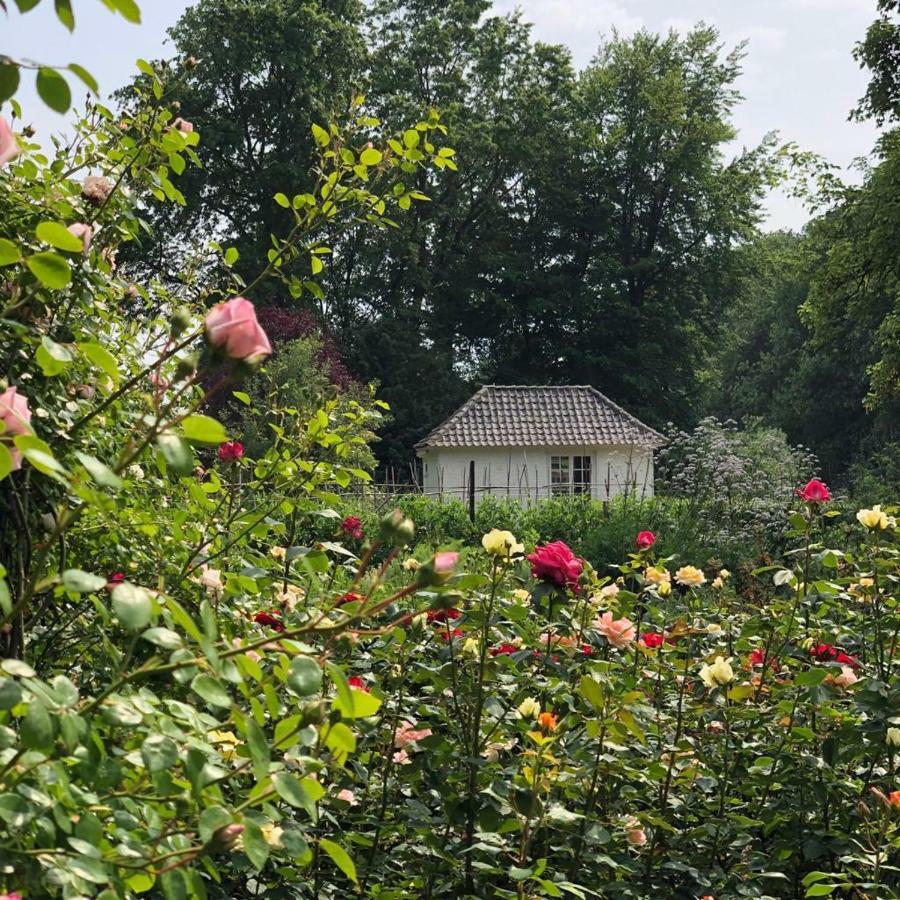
[4,0,883,230]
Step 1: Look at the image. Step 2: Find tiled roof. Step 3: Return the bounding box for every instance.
[415,385,665,450]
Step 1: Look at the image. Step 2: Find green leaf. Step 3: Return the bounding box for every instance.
[21,697,54,751]
[181,414,227,444]
[141,627,183,650]
[109,0,141,23]
[156,432,194,476]
[272,772,318,813]
[241,821,270,870]
[79,342,120,384]
[324,720,356,762]
[0,63,20,105]
[232,391,250,405]
[14,435,69,478]
[112,582,153,630]
[141,734,178,773]
[319,838,358,885]
[245,717,270,781]
[74,451,123,489]
[287,656,322,697]
[67,63,98,93]
[36,67,71,113]
[25,251,72,289]
[359,147,382,166]
[332,688,382,719]
[36,335,73,376]
[62,569,107,593]
[191,674,232,708]
[796,668,829,686]
[0,445,13,483]
[403,129,420,149]
[224,247,239,266]
[274,192,290,208]
[54,0,75,31]
[311,123,330,148]
[579,675,604,712]
[0,239,21,266]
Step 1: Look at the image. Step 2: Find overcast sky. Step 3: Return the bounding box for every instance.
[4,0,882,230]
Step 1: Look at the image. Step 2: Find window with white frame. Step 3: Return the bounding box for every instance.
[550,455,570,495]
[573,455,592,494]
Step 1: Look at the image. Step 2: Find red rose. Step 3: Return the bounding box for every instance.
[108,571,126,585]
[218,441,244,462]
[795,479,831,503]
[748,648,779,671]
[438,628,463,642]
[527,541,583,588]
[810,643,859,669]
[640,631,664,649]
[348,675,370,692]
[636,530,656,550]
[337,592,364,606]
[490,643,519,656]
[253,610,284,632]
[340,515,363,539]
[580,644,593,655]
[427,607,461,624]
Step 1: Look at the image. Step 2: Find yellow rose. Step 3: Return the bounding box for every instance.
[462,637,480,656]
[270,546,287,561]
[657,581,672,598]
[857,505,892,530]
[261,823,284,847]
[699,656,734,688]
[511,588,530,602]
[644,566,671,585]
[719,568,731,580]
[481,528,524,557]
[675,565,706,588]
[516,697,541,719]
[711,577,724,590]
[402,557,421,572]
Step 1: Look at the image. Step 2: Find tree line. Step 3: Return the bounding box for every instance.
[123,0,900,488]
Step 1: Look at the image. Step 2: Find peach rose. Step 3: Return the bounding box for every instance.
[595,611,636,649]
[66,222,93,254]
[204,297,272,363]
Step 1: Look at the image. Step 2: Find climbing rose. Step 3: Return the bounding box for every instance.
[217,441,244,461]
[66,222,93,253]
[254,611,284,633]
[205,297,272,363]
[636,530,656,550]
[527,541,583,588]
[595,611,636,649]
[795,478,831,503]
[340,515,363,539]
[0,116,19,166]
[0,386,32,470]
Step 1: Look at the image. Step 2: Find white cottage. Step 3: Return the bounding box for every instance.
[415,385,664,503]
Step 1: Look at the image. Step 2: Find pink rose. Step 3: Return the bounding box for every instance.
[0,387,32,471]
[337,788,358,806]
[0,116,19,167]
[172,117,194,133]
[66,222,93,254]
[527,541,583,588]
[205,297,272,363]
[626,827,647,847]
[795,478,831,503]
[434,551,459,575]
[595,611,636,649]
[393,720,433,748]
[636,530,656,550]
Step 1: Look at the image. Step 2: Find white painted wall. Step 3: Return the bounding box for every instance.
[418,445,654,503]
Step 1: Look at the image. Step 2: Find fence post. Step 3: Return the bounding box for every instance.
[468,459,476,522]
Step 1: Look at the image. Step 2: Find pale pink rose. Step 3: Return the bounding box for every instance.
[0,116,19,167]
[833,665,858,689]
[205,297,272,363]
[393,721,433,748]
[172,117,194,133]
[66,222,93,253]
[392,749,411,765]
[595,611,636,649]
[626,827,647,847]
[231,637,261,663]
[434,551,459,575]
[0,386,32,471]
[337,788,358,806]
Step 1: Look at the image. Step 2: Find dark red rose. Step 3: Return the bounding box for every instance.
[254,610,284,632]
[490,643,519,656]
[340,515,363,540]
[527,541,583,588]
[795,479,831,503]
[636,530,656,550]
[427,607,461,624]
[749,648,779,671]
[217,441,244,462]
[348,675,370,692]
[640,632,665,649]
[337,592,365,606]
